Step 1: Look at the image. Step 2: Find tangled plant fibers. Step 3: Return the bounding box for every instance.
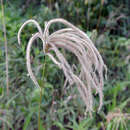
[18,18,107,115]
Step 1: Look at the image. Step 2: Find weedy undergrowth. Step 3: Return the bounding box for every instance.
[18,18,107,129]
[106,108,130,130]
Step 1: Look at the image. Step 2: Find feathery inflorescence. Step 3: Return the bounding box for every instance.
[18,18,107,115]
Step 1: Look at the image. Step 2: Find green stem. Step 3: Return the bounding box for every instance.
[1,0,9,96]
[38,88,42,130]
[38,55,46,130]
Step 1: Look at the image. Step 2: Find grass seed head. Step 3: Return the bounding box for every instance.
[18,18,107,115]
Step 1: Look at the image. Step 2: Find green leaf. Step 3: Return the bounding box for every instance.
[23,112,34,130]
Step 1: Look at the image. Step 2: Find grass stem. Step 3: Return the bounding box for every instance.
[1,0,9,96]
[38,55,46,130]
[38,88,42,130]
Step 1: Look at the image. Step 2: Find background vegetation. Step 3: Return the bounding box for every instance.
[0,0,130,129]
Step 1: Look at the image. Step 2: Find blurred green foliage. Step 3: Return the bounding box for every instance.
[0,0,130,129]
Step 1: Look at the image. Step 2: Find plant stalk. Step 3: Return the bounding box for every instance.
[38,55,46,130]
[38,88,42,130]
[1,0,9,96]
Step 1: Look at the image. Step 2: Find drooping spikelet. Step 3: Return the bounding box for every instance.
[18,18,107,115]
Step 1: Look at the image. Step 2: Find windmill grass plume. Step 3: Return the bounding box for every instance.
[18,18,107,114]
